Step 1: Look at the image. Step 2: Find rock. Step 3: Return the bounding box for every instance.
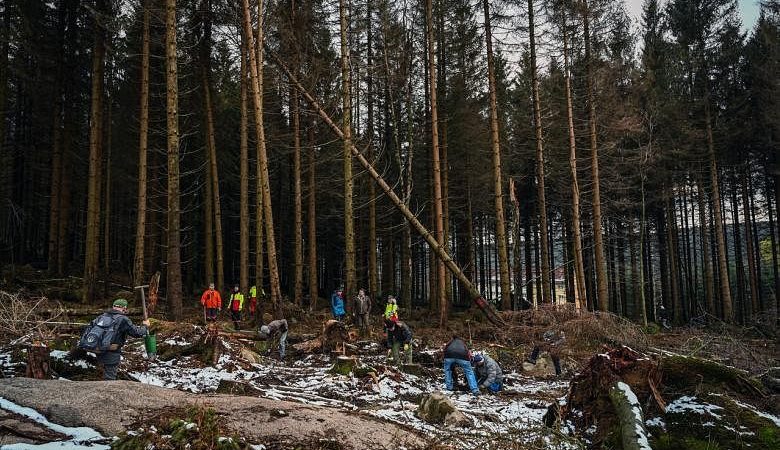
[416,392,472,427]
[522,353,557,377]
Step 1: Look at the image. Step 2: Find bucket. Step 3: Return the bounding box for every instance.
[144,334,157,357]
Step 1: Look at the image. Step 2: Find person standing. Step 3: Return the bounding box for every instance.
[259,319,289,359]
[229,284,245,330]
[527,329,565,376]
[442,335,479,395]
[354,288,371,335]
[471,354,503,393]
[384,295,398,321]
[331,288,345,321]
[84,299,150,380]
[200,282,222,322]
[385,319,412,365]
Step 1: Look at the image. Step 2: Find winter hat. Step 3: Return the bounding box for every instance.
[113,298,129,308]
[260,325,270,335]
[471,354,484,366]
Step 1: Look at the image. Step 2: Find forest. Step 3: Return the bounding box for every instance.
[0,0,778,448]
[0,0,777,326]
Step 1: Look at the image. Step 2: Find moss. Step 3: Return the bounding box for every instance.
[662,355,765,396]
[648,393,780,450]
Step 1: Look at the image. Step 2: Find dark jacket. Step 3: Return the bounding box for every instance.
[387,321,412,345]
[96,310,148,365]
[443,337,471,361]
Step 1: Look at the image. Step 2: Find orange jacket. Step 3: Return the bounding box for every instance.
[201,289,222,309]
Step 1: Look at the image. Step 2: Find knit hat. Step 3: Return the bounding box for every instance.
[471,354,484,366]
[113,298,129,308]
[260,325,270,335]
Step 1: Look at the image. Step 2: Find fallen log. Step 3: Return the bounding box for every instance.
[609,381,652,450]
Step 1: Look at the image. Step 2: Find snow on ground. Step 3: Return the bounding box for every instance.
[666,395,724,418]
[0,333,573,448]
[0,396,110,449]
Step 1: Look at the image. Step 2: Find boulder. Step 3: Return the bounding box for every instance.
[416,392,472,427]
[522,353,557,377]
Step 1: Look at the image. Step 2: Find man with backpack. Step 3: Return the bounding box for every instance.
[79,298,150,380]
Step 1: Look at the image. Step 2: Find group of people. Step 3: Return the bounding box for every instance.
[200,282,266,330]
[84,289,551,397]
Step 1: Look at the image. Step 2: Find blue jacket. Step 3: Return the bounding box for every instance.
[331,292,345,317]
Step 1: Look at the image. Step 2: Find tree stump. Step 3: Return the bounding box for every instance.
[25,343,51,379]
[416,392,471,427]
[330,356,358,375]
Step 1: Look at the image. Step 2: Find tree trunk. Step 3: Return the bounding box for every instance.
[273,52,504,325]
[366,0,378,301]
[424,0,448,326]
[202,54,224,293]
[730,172,746,321]
[563,18,586,310]
[583,3,608,311]
[240,33,249,294]
[705,101,733,320]
[253,0,265,296]
[307,124,318,310]
[741,166,759,316]
[666,190,681,324]
[338,0,356,307]
[292,87,303,306]
[243,0,282,315]
[102,93,112,299]
[165,0,183,321]
[84,0,107,303]
[696,176,715,315]
[134,0,151,290]
[482,0,511,310]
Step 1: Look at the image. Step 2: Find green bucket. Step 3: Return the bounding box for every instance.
[144,334,157,356]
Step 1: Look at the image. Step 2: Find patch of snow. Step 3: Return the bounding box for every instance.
[730,399,780,427]
[645,416,665,429]
[163,338,190,346]
[0,396,109,449]
[666,396,723,419]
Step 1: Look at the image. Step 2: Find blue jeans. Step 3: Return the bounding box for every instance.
[444,358,479,394]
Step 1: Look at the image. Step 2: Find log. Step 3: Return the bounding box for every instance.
[609,381,652,450]
[330,356,358,375]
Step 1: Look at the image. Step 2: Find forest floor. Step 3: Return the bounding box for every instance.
[0,275,778,449]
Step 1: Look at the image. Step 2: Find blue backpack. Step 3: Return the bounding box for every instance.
[78,313,120,353]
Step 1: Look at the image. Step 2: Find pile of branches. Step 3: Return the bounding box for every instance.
[0,290,65,343]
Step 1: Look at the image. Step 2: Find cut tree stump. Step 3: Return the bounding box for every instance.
[25,343,51,379]
[330,356,358,375]
[416,392,471,427]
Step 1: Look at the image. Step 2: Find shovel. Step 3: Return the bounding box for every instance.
[134,284,157,360]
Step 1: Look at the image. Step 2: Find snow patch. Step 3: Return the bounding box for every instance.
[0,396,109,449]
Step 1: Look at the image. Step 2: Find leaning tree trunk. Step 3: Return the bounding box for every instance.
[134,0,151,290]
[483,0,511,310]
[242,0,281,315]
[583,3,609,311]
[705,100,733,321]
[339,0,356,305]
[165,0,183,321]
[271,51,505,326]
[424,0,448,326]
[528,0,551,305]
[84,0,107,304]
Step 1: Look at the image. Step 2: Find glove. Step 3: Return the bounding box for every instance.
[404,344,410,351]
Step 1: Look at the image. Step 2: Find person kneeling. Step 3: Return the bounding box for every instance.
[471,354,503,393]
